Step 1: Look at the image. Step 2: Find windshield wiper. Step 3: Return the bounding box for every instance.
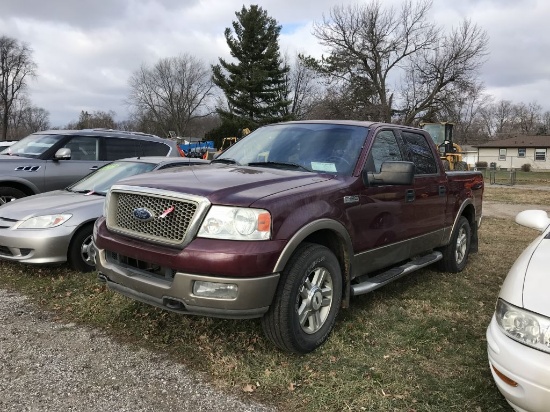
[211,158,240,165]
[247,161,312,172]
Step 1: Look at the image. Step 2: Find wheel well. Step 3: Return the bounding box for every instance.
[461,204,478,253]
[0,182,35,196]
[302,229,351,308]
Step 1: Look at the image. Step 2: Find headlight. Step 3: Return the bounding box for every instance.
[496,298,550,353]
[197,206,271,240]
[17,214,72,229]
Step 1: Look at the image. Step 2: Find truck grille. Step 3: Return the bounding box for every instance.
[106,187,210,247]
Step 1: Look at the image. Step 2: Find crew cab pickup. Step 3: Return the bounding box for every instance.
[93,120,483,353]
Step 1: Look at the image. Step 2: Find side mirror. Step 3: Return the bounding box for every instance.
[54,147,71,161]
[515,210,550,232]
[363,161,415,186]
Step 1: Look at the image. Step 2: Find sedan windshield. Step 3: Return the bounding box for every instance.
[1,134,63,158]
[217,123,369,175]
[68,161,156,195]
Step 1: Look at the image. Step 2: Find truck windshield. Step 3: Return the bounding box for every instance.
[0,134,63,158]
[217,123,369,175]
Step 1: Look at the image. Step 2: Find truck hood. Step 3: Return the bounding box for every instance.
[116,164,334,206]
[0,190,104,221]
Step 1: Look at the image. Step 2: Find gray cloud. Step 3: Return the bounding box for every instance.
[2,0,549,127]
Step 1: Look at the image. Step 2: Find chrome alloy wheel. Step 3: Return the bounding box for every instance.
[455,225,468,265]
[297,267,334,334]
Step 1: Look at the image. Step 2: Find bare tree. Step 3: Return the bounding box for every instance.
[0,36,37,140]
[66,110,117,130]
[310,0,488,124]
[7,95,49,139]
[127,54,214,137]
[282,54,322,120]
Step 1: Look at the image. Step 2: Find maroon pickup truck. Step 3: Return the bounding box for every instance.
[93,120,483,353]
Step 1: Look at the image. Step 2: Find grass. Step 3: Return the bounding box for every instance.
[484,185,550,205]
[0,216,537,411]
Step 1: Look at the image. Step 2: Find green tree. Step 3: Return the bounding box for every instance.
[212,5,290,129]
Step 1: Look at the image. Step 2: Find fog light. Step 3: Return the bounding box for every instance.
[193,281,238,299]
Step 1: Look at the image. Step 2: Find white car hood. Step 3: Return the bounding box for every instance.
[522,238,550,315]
[499,232,550,316]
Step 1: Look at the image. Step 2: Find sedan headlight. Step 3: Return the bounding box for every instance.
[197,206,271,240]
[496,298,550,353]
[17,214,72,229]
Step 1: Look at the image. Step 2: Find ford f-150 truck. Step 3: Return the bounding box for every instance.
[93,120,483,353]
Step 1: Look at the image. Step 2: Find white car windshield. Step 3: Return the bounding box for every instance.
[215,123,369,175]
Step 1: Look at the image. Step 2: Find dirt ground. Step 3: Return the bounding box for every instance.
[483,184,550,219]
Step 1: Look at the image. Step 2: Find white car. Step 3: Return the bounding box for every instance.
[487,209,550,412]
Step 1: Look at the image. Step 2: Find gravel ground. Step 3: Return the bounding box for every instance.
[0,289,276,412]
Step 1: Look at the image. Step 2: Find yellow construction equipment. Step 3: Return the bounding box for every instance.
[205,128,251,160]
[421,122,468,171]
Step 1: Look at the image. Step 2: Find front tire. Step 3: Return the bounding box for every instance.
[68,225,95,273]
[438,216,471,273]
[0,187,26,204]
[261,243,342,354]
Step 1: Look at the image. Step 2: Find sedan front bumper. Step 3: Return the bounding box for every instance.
[487,315,550,412]
[0,225,76,264]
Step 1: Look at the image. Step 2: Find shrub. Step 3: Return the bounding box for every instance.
[476,161,488,169]
[521,163,531,172]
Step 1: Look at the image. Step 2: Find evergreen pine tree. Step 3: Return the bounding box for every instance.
[212,5,291,128]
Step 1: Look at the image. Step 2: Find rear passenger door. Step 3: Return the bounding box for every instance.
[399,130,447,241]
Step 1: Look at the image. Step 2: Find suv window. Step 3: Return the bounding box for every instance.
[104,138,170,161]
[62,136,99,160]
[366,130,403,172]
[401,131,438,174]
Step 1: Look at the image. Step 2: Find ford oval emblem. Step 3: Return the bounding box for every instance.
[133,207,154,222]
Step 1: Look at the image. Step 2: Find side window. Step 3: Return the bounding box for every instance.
[62,136,98,160]
[103,138,169,161]
[401,131,438,174]
[366,130,403,172]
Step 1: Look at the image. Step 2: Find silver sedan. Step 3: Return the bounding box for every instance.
[0,157,209,272]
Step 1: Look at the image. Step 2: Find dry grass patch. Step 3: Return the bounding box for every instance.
[0,217,538,411]
[484,185,550,205]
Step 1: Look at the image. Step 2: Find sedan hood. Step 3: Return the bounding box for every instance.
[0,190,104,221]
[522,238,550,315]
[116,164,334,206]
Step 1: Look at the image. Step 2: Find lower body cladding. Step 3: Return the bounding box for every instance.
[95,246,280,319]
[487,315,550,412]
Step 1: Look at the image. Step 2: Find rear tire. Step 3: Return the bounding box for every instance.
[454,161,468,171]
[0,187,26,204]
[438,216,471,273]
[261,243,342,354]
[68,225,95,273]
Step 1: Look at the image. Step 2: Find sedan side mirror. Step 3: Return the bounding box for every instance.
[54,148,72,161]
[516,210,550,232]
[363,161,415,186]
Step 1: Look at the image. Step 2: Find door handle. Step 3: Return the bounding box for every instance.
[89,166,99,171]
[406,189,415,202]
[439,185,446,196]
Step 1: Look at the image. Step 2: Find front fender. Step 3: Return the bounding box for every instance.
[0,176,40,195]
[273,218,353,274]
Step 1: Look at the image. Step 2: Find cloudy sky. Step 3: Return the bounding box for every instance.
[2,0,550,127]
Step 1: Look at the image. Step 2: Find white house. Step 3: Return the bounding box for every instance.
[474,135,550,170]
